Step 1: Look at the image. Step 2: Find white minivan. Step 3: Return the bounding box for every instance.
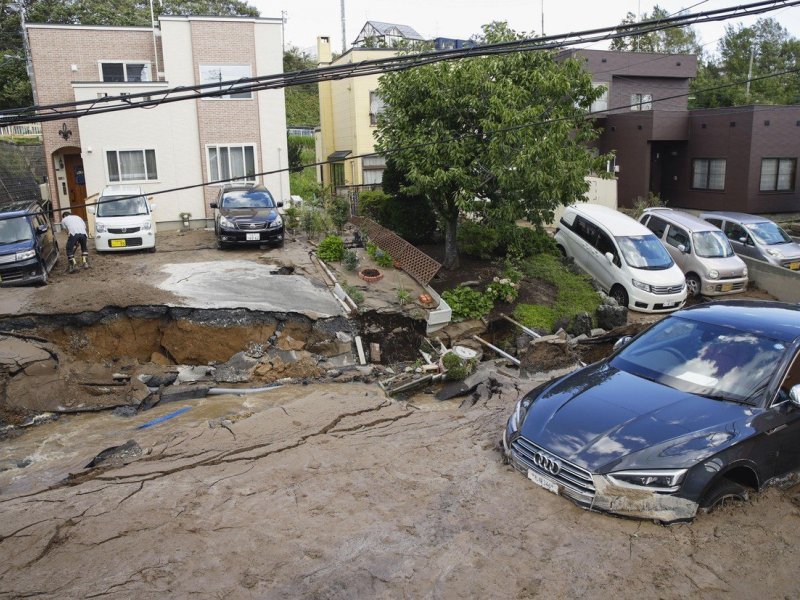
[555,204,687,312]
[90,185,156,252]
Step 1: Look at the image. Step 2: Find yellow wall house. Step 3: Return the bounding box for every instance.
[315,36,392,190]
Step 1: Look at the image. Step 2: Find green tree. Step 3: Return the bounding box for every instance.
[0,0,259,110]
[610,5,702,54]
[690,18,800,108]
[375,22,609,269]
[283,46,319,126]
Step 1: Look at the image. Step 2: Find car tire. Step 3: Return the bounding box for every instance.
[38,265,48,286]
[610,284,628,308]
[699,478,749,513]
[216,239,227,250]
[686,273,701,297]
[148,246,156,253]
[556,244,566,257]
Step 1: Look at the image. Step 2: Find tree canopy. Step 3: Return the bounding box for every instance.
[0,0,260,110]
[690,18,800,108]
[610,5,703,55]
[375,22,610,269]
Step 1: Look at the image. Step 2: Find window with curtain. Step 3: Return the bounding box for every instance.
[369,91,386,126]
[590,83,608,113]
[692,158,726,190]
[199,65,252,99]
[362,154,386,185]
[207,145,256,182]
[106,149,157,182]
[760,158,796,192]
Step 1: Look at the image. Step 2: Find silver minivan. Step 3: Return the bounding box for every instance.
[640,208,748,297]
[700,212,800,271]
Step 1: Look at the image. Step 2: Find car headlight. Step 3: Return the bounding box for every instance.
[742,266,748,277]
[766,248,783,258]
[15,249,36,261]
[271,215,283,228]
[510,396,533,432]
[141,221,152,231]
[607,469,687,492]
[631,279,651,293]
[219,215,234,229]
[95,222,107,233]
[707,269,719,280]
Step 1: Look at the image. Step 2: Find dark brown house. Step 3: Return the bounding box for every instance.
[567,49,800,214]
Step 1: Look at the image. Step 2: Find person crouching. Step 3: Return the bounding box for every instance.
[61,211,90,273]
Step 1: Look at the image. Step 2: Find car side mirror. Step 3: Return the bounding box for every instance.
[605,252,614,264]
[209,202,218,209]
[738,236,747,244]
[36,223,48,234]
[677,244,686,253]
[790,385,800,408]
[277,201,284,208]
[613,336,632,352]
[87,207,95,215]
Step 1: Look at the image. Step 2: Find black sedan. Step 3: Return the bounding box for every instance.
[210,184,284,249]
[504,301,800,523]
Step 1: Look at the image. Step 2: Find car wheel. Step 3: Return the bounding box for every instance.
[699,479,749,513]
[38,266,48,286]
[686,274,701,297]
[610,284,628,308]
[216,238,227,250]
[556,244,566,257]
[148,246,157,253]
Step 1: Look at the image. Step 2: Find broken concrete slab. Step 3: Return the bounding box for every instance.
[176,365,215,384]
[159,384,212,404]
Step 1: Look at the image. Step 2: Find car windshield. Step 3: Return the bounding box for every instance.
[97,195,148,217]
[692,230,734,258]
[611,317,784,405]
[221,190,275,209]
[745,221,792,246]
[615,234,674,270]
[0,216,33,245]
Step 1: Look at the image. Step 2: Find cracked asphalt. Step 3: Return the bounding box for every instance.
[2,378,800,598]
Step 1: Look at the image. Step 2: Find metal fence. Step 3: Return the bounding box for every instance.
[0,142,43,206]
[0,124,42,137]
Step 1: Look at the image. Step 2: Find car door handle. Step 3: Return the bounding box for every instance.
[766,424,788,435]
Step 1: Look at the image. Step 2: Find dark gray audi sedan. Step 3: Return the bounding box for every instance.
[504,301,800,523]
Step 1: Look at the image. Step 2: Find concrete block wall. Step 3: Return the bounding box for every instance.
[740,256,800,303]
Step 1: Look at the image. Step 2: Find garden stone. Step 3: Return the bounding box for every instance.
[596,304,628,330]
[590,328,606,338]
[567,312,593,337]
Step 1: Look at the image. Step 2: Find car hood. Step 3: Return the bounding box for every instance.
[630,263,686,287]
[95,214,151,227]
[219,207,279,222]
[696,255,746,276]
[519,362,757,473]
[766,241,800,260]
[0,239,34,257]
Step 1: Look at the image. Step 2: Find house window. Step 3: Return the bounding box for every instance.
[692,158,726,190]
[362,154,386,185]
[591,83,608,113]
[106,149,157,182]
[332,163,345,186]
[100,62,150,82]
[760,158,796,192]
[630,93,652,111]
[199,65,252,99]
[369,91,386,126]
[207,145,256,183]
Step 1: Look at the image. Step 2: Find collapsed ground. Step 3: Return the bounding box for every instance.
[1,227,798,598]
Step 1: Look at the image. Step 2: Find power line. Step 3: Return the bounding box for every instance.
[0,0,797,126]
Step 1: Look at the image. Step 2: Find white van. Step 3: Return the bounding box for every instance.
[555,204,687,312]
[89,185,156,252]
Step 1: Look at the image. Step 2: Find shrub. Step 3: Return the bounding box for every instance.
[396,286,411,305]
[326,194,351,232]
[457,219,500,259]
[357,190,391,220]
[366,241,378,258]
[503,225,559,258]
[442,285,494,321]
[317,235,345,262]
[485,276,519,304]
[342,283,364,306]
[374,250,394,268]
[342,249,358,271]
[441,352,474,381]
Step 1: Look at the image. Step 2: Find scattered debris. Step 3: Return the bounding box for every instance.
[85,439,142,468]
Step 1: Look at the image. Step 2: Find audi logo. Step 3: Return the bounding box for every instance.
[533,451,562,475]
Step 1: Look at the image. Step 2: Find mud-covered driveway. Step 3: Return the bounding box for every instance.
[1,377,799,598]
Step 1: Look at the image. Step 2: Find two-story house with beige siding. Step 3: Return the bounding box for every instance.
[27,15,290,228]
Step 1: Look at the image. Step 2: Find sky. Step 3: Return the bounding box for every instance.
[251,0,800,57]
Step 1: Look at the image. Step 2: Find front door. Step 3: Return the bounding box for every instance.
[63,154,87,222]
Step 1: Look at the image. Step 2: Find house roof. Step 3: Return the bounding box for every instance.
[359,21,425,41]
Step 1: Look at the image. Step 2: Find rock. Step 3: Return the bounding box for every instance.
[604,296,619,307]
[142,372,179,388]
[0,458,31,472]
[176,365,215,384]
[356,366,375,377]
[567,312,593,337]
[150,351,173,366]
[275,333,305,351]
[112,406,138,417]
[336,331,353,344]
[159,384,212,404]
[326,369,342,378]
[596,304,628,330]
[554,328,568,340]
[85,440,142,468]
[590,328,607,338]
[214,351,259,383]
[552,317,570,334]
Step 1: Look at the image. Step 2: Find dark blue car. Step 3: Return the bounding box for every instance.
[504,301,800,523]
[0,201,59,286]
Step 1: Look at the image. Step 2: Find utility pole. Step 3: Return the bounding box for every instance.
[745,44,755,102]
[636,0,641,52]
[16,1,37,104]
[541,0,544,36]
[149,0,160,80]
[281,10,287,53]
[340,0,346,54]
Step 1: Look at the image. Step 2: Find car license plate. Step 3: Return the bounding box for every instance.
[790,262,800,270]
[110,239,126,248]
[662,301,675,307]
[527,469,559,495]
[721,283,733,292]
[246,233,260,241]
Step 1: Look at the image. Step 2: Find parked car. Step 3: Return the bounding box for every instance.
[639,208,747,297]
[504,300,800,524]
[555,204,687,312]
[89,185,156,252]
[0,200,59,286]
[210,183,284,249]
[700,212,800,270]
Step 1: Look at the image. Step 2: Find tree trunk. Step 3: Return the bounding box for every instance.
[443,213,459,270]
